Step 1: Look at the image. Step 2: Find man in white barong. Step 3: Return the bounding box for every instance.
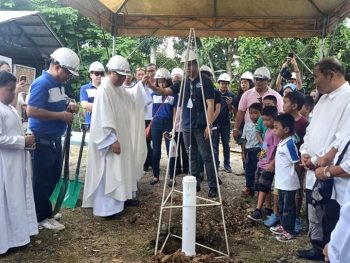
[82,55,147,217]
[0,71,38,254]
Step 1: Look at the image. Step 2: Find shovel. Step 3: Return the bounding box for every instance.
[51,123,72,215]
[61,123,89,208]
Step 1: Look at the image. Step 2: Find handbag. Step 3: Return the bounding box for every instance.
[145,97,167,140]
[311,139,350,206]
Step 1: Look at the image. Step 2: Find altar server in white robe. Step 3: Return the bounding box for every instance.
[82,55,147,217]
[0,71,38,254]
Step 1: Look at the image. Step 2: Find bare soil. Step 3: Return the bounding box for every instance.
[1,145,312,263]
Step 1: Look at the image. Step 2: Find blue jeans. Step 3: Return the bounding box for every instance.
[151,117,172,178]
[183,128,216,189]
[218,125,231,169]
[32,137,62,222]
[244,147,260,191]
[278,190,296,235]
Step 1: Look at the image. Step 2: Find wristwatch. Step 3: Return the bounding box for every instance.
[208,124,213,128]
[324,166,332,178]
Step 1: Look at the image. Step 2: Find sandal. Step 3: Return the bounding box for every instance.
[150,177,159,185]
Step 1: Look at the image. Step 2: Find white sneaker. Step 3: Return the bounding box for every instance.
[39,218,65,231]
[54,213,62,220]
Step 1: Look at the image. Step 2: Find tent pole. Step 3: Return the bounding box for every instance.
[112,13,117,56]
[319,16,328,59]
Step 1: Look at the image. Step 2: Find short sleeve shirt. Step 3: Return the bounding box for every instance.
[238,88,283,123]
[28,71,67,139]
[80,82,97,124]
[217,91,235,127]
[242,122,261,149]
[293,116,309,150]
[258,128,280,170]
[151,94,178,119]
[275,136,300,191]
[170,73,215,130]
[256,116,268,139]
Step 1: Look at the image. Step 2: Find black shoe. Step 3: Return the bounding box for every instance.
[208,187,218,198]
[125,199,140,207]
[247,208,263,222]
[150,178,159,185]
[224,166,232,173]
[218,177,222,185]
[105,212,123,219]
[168,179,176,187]
[297,247,324,261]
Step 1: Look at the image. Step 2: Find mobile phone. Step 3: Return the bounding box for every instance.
[20,75,27,82]
[287,52,294,59]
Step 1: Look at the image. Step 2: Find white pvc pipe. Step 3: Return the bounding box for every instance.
[182,175,197,256]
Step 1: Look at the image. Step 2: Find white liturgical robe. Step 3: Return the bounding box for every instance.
[82,77,147,216]
[0,102,38,254]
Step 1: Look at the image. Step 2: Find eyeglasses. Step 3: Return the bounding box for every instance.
[147,69,155,73]
[254,77,267,81]
[61,66,73,78]
[92,72,105,77]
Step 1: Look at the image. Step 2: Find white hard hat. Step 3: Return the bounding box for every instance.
[253,66,271,80]
[106,55,131,76]
[155,68,171,79]
[240,71,254,81]
[181,49,197,63]
[218,73,231,83]
[200,65,213,75]
[291,72,297,79]
[171,67,183,77]
[89,61,105,72]
[50,47,80,76]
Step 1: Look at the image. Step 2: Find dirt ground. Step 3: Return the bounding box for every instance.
[1,145,315,263]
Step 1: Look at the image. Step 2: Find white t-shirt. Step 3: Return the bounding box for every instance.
[275,136,300,191]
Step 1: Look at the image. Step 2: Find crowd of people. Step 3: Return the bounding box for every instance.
[1,47,350,263]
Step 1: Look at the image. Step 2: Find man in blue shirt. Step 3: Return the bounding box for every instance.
[146,50,218,198]
[217,73,235,173]
[27,47,80,231]
[80,61,105,124]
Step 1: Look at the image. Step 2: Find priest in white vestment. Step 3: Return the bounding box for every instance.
[82,55,147,217]
[0,71,38,254]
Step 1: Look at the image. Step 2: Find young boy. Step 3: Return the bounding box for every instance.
[241,102,262,197]
[248,106,279,221]
[256,95,277,144]
[299,95,314,122]
[283,91,308,233]
[270,113,300,242]
[0,71,38,254]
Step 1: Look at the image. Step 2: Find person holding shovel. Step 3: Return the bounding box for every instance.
[27,47,80,231]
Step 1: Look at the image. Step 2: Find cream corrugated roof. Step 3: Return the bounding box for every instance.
[59,0,350,37]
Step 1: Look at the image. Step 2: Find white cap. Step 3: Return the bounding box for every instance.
[291,72,297,79]
[106,55,131,76]
[155,68,171,79]
[200,65,213,75]
[181,49,197,63]
[218,73,231,83]
[253,66,271,80]
[171,67,183,77]
[50,47,80,76]
[240,71,254,81]
[89,61,105,72]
